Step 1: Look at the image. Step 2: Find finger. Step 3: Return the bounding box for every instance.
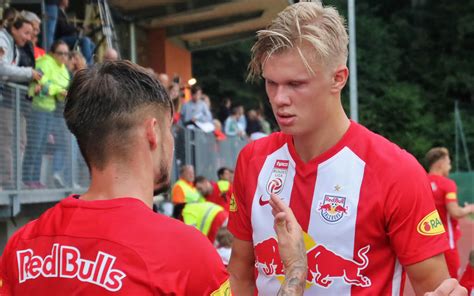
[427,278,458,296]
[274,212,288,238]
[450,285,467,296]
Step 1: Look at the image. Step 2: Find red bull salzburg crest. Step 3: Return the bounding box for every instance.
[266,160,289,195]
[318,195,349,224]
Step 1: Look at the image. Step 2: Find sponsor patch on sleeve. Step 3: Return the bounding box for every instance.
[229,194,237,212]
[211,279,231,296]
[417,210,445,236]
[445,192,457,200]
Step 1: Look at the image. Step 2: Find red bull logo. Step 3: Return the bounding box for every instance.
[254,237,371,289]
[306,244,371,288]
[318,195,349,224]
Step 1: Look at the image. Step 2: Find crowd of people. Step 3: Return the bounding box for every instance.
[0,4,119,191]
[155,73,272,142]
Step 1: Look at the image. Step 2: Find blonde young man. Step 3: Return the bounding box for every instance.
[426,147,474,279]
[228,2,466,295]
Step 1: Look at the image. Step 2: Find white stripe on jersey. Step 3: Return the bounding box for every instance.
[392,259,403,296]
[251,144,296,295]
[446,214,455,249]
[305,147,366,295]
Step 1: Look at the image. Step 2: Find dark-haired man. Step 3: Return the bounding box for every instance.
[0,61,229,295]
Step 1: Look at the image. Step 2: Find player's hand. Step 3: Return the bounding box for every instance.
[463,202,474,214]
[424,278,467,296]
[270,194,306,296]
[32,69,42,81]
[269,194,306,271]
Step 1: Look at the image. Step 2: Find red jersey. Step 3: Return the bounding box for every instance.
[428,174,460,248]
[0,195,229,295]
[228,121,448,295]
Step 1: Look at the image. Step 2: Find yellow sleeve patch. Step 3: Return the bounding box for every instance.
[445,192,457,200]
[417,210,445,236]
[229,194,237,212]
[211,279,231,296]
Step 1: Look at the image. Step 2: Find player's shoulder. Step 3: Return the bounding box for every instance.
[239,132,287,160]
[351,123,426,180]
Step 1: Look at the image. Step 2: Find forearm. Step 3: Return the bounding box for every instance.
[277,264,307,296]
[229,273,255,296]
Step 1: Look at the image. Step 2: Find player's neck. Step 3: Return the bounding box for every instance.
[81,161,154,208]
[429,168,447,177]
[293,109,350,163]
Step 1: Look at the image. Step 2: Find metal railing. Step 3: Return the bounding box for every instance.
[0,82,248,218]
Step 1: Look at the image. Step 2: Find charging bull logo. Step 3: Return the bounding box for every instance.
[254,237,371,289]
[306,244,371,288]
[318,195,349,224]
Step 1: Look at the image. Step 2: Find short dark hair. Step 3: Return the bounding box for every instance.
[6,16,32,33]
[50,39,68,53]
[425,147,449,169]
[190,85,202,95]
[217,167,230,179]
[64,60,172,170]
[194,175,208,185]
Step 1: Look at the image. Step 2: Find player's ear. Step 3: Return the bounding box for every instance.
[331,65,348,93]
[145,118,158,150]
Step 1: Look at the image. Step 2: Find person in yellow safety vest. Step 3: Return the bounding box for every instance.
[217,167,233,193]
[171,164,203,205]
[181,201,229,243]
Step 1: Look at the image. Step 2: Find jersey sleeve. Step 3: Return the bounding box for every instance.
[385,156,449,266]
[444,179,458,204]
[227,143,254,242]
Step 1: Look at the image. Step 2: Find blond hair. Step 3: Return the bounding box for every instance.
[425,147,449,169]
[248,1,348,80]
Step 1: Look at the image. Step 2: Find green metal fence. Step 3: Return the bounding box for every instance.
[450,172,474,204]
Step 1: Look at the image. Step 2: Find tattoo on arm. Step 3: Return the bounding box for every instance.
[277,265,306,296]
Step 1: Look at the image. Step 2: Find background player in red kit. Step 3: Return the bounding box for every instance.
[0,61,309,296]
[425,147,474,278]
[227,2,467,295]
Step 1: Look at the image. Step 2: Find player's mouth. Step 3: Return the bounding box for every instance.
[276,112,296,126]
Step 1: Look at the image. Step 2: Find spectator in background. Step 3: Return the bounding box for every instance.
[195,175,231,212]
[258,110,272,134]
[246,108,267,141]
[23,40,70,189]
[168,82,181,124]
[224,106,245,137]
[171,165,202,205]
[157,73,170,90]
[68,50,86,75]
[217,97,232,124]
[213,119,226,141]
[178,200,228,244]
[102,47,118,61]
[18,11,43,68]
[217,167,233,183]
[45,0,59,51]
[55,0,95,65]
[0,16,42,190]
[180,85,213,128]
[426,147,474,278]
[236,105,247,132]
[215,227,233,266]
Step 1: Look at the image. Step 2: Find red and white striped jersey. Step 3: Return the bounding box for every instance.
[229,121,449,295]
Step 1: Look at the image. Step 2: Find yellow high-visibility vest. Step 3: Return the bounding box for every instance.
[182,202,224,236]
[217,180,230,193]
[175,179,203,203]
